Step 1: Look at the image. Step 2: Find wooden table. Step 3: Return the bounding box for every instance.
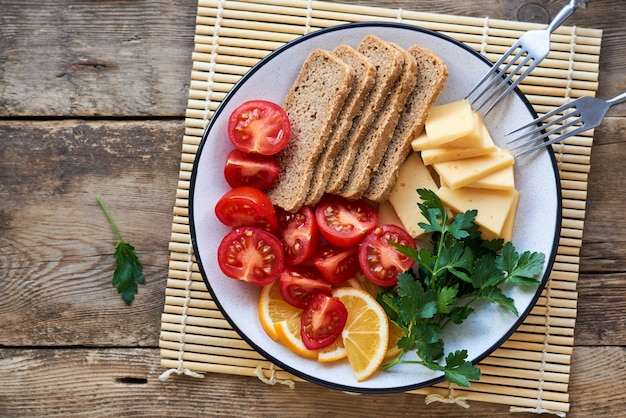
[1,1,624,416]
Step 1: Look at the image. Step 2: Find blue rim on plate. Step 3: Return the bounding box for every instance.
[189,21,562,394]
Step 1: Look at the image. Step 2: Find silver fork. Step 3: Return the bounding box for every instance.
[506,92,626,157]
[466,0,590,115]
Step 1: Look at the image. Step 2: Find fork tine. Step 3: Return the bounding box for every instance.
[470,48,526,106]
[509,115,584,151]
[514,124,590,157]
[466,39,523,100]
[481,56,538,115]
[507,101,579,135]
[507,110,579,144]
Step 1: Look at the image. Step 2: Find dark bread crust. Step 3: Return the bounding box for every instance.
[267,49,354,212]
[364,46,449,202]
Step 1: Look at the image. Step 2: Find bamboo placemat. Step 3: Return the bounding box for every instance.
[159,0,602,415]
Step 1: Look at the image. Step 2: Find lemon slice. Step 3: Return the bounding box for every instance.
[274,319,319,359]
[332,287,389,382]
[258,279,301,341]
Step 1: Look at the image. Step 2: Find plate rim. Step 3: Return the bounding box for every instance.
[188,21,563,394]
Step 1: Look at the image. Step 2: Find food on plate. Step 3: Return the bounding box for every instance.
[305,44,377,206]
[227,100,291,155]
[332,287,389,382]
[300,293,348,350]
[312,245,360,286]
[365,45,449,202]
[214,186,278,232]
[314,194,378,248]
[267,49,355,212]
[217,226,284,286]
[278,266,332,309]
[258,278,301,341]
[338,42,418,200]
[223,149,280,190]
[357,224,416,287]
[275,205,319,266]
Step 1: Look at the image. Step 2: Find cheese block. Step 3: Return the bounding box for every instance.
[388,153,438,238]
[411,130,436,151]
[437,186,519,241]
[432,148,514,190]
[420,123,496,165]
[466,164,515,190]
[424,99,474,146]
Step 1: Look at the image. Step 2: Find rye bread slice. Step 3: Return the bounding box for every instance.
[364,46,449,202]
[337,42,418,200]
[267,48,354,212]
[304,45,376,206]
[325,35,404,194]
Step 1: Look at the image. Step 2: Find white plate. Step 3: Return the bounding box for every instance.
[190,22,561,393]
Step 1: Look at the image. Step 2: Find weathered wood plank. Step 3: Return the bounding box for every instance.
[1,1,623,117]
[0,346,623,417]
[0,120,183,346]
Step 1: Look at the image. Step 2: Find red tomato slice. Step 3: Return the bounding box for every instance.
[217,226,284,286]
[224,149,280,190]
[276,206,319,266]
[279,266,332,309]
[214,186,278,232]
[300,293,348,350]
[314,195,378,248]
[312,245,360,286]
[358,224,417,287]
[227,100,291,155]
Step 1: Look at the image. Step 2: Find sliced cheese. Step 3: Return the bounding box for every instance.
[377,200,405,229]
[388,153,438,238]
[466,164,515,190]
[424,99,474,146]
[443,112,485,149]
[420,125,496,165]
[432,148,514,190]
[437,186,519,241]
[411,131,436,151]
[500,189,520,242]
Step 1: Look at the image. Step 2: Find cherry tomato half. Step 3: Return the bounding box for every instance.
[312,244,360,286]
[227,100,291,155]
[358,224,417,287]
[315,195,378,248]
[217,226,284,286]
[276,206,319,266]
[279,266,332,309]
[214,186,278,232]
[224,149,280,190]
[300,293,348,350]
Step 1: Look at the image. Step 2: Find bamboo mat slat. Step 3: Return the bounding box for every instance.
[159,0,603,415]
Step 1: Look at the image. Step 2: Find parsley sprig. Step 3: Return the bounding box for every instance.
[378,189,545,387]
[97,196,145,305]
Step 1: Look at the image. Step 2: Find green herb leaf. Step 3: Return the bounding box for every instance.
[442,350,481,388]
[97,196,144,305]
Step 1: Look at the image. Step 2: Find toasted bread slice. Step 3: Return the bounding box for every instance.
[304,45,376,206]
[267,48,354,212]
[325,35,404,194]
[338,43,418,200]
[364,46,449,202]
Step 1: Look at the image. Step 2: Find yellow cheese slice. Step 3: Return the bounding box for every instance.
[411,131,436,151]
[377,200,405,230]
[437,186,519,240]
[443,112,485,149]
[432,148,514,190]
[424,99,475,146]
[388,153,438,238]
[466,164,515,190]
[500,190,520,242]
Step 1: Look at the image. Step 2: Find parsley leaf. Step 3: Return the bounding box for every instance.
[380,188,545,388]
[97,196,145,305]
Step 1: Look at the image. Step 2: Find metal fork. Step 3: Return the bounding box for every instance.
[506,92,626,156]
[466,0,590,115]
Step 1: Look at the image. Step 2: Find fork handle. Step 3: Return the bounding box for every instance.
[546,0,590,34]
[607,91,626,107]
